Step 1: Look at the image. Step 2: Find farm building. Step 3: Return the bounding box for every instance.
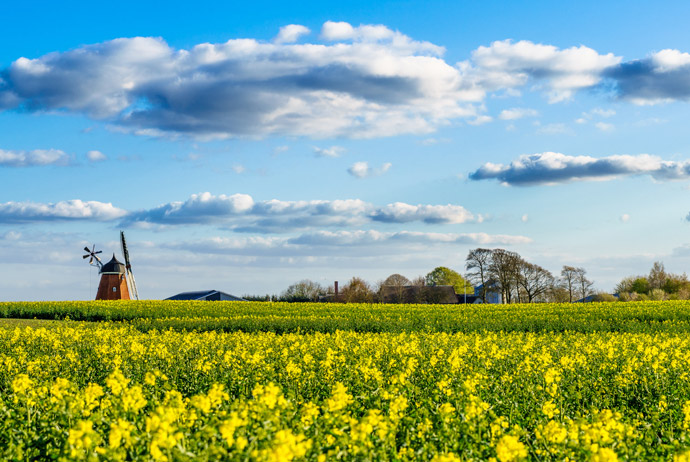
[165,290,245,301]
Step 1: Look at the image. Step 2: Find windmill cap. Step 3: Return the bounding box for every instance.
[100,254,125,274]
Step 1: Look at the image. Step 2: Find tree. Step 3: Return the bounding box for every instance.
[425,267,471,294]
[574,267,595,302]
[517,261,555,303]
[466,248,493,303]
[489,249,522,303]
[560,266,579,303]
[648,261,668,291]
[340,277,374,303]
[281,279,325,302]
[380,273,411,303]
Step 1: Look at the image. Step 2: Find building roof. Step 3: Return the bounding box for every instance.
[165,290,245,301]
[100,254,125,274]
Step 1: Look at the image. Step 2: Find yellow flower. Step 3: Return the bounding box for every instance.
[591,447,618,462]
[109,418,135,448]
[325,382,353,413]
[495,435,527,462]
[542,400,560,419]
[105,369,130,396]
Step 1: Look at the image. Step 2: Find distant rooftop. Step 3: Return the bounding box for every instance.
[165,290,245,301]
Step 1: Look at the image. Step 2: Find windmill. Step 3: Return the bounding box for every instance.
[120,231,139,300]
[82,232,140,300]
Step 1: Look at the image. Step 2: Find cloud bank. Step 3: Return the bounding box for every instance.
[0,149,69,167]
[469,152,690,186]
[5,25,689,139]
[168,230,531,257]
[123,192,477,231]
[0,200,127,223]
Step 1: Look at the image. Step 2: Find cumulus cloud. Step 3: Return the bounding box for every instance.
[466,39,622,102]
[498,108,538,120]
[348,161,392,178]
[370,203,475,224]
[313,146,345,157]
[595,122,614,131]
[273,24,310,44]
[86,150,107,162]
[0,24,474,139]
[123,192,478,231]
[5,30,690,137]
[469,152,690,186]
[620,214,630,222]
[607,49,690,104]
[0,200,127,223]
[0,148,69,167]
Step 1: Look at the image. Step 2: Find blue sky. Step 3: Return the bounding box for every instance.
[3,0,690,300]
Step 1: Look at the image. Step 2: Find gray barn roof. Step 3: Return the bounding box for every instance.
[165,290,245,301]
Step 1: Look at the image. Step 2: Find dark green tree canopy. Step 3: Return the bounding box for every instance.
[425,267,471,294]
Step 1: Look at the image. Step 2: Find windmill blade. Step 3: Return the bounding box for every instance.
[120,231,139,300]
[82,244,103,268]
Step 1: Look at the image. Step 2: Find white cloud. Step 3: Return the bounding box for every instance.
[620,213,630,222]
[0,24,470,139]
[232,165,246,174]
[521,214,529,222]
[0,148,69,167]
[313,146,345,157]
[171,229,531,257]
[590,108,616,118]
[86,150,107,162]
[371,203,475,224]
[537,123,572,135]
[123,192,482,231]
[498,108,538,120]
[273,24,310,44]
[467,39,622,102]
[595,122,614,131]
[348,161,391,178]
[470,152,690,186]
[467,115,493,125]
[0,200,127,222]
[320,21,356,41]
[651,49,690,72]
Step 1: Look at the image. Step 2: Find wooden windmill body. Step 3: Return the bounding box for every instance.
[83,231,140,301]
[95,254,131,300]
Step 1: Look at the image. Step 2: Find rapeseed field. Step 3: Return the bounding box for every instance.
[2,301,690,460]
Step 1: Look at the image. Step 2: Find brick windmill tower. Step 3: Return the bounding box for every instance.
[82,231,140,300]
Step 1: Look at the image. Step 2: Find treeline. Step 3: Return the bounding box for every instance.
[466,248,594,303]
[615,262,690,301]
[244,248,599,304]
[243,267,472,304]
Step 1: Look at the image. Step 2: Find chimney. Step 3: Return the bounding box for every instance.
[334,281,339,299]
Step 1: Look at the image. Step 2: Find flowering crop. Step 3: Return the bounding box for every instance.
[3,318,690,460]
[3,299,690,333]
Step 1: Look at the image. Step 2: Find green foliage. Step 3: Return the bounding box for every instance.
[424,266,471,293]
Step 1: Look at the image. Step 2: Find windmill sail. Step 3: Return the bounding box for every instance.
[120,231,140,300]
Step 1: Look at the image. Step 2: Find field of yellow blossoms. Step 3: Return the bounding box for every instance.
[3,300,690,461]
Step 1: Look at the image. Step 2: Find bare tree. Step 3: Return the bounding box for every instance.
[380,273,411,303]
[574,268,594,302]
[489,249,522,304]
[340,277,374,303]
[518,261,555,303]
[648,261,667,291]
[281,279,325,302]
[560,266,579,303]
[466,248,493,303]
